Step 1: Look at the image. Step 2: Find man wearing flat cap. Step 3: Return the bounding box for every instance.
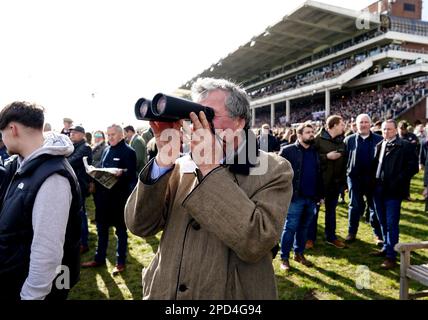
[61,118,73,137]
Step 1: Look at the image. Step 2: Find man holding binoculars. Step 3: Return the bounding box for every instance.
[125,77,293,300]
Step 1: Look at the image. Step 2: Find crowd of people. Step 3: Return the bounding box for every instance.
[252,78,428,128]
[247,43,425,101]
[256,115,421,271]
[244,29,385,88]
[0,77,426,301]
[248,57,358,100]
[330,81,427,121]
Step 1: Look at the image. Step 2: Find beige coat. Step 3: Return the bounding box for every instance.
[125,151,293,300]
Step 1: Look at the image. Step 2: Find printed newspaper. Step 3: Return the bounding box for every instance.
[83,156,120,189]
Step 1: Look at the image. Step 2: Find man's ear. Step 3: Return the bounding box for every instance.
[236,118,245,130]
[10,123,19,137]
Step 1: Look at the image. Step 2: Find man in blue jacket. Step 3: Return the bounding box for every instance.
[279,122,323,271]
[344,114,383,244]
[81,124,137,275]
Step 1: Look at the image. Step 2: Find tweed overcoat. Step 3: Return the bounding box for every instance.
[125,151,293,299]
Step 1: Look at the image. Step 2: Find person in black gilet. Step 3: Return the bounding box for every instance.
[0,101,81,300]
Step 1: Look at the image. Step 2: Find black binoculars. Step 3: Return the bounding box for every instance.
[134,94,215,122]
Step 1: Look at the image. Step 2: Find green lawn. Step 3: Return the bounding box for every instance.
[69,173,428,300]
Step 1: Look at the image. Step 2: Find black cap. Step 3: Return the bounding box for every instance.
[69,125,85,134]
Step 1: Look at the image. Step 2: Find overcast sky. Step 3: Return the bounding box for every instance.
[0,0,426,132]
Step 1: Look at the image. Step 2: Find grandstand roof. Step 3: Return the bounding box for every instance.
[181,1,380,89]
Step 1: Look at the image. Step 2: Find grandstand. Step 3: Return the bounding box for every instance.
[181,0,428,127]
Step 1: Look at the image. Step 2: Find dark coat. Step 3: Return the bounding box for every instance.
[420,138,428,167]
[344,132,383,179]
[373,137,419,199]
[94,139,137,226]
[314,128,347,194]
[0,147,9,164]
[67,140,92,199]
[60,128,70,137]
[279,141,323,201]
[258,134,280,153]
[401,132,420,161]
[424,147,428,186]
[92,141,107,168]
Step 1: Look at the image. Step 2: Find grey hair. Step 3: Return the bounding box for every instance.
[107,124,124,134]
[191,77,251,128]
[356,113,371,124]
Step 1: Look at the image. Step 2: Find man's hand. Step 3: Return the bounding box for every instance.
[189,111,222,177]
[423,187,428,198]
[150,120,183,168]
[326,151,342,160]
[89,182,96,194]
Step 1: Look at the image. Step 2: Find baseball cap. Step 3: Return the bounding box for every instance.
[69,125,85,134]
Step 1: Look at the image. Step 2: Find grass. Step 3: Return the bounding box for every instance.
[69,173,428,300]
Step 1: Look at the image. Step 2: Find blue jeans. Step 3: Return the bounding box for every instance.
[307,203,320,242]
[80,203,89,247]
[95,223,128,265]
[324,192,339,242]
[373,185,402,260]
[347,177,382,239]
[280,197,316,259]
[308,192,340,242]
